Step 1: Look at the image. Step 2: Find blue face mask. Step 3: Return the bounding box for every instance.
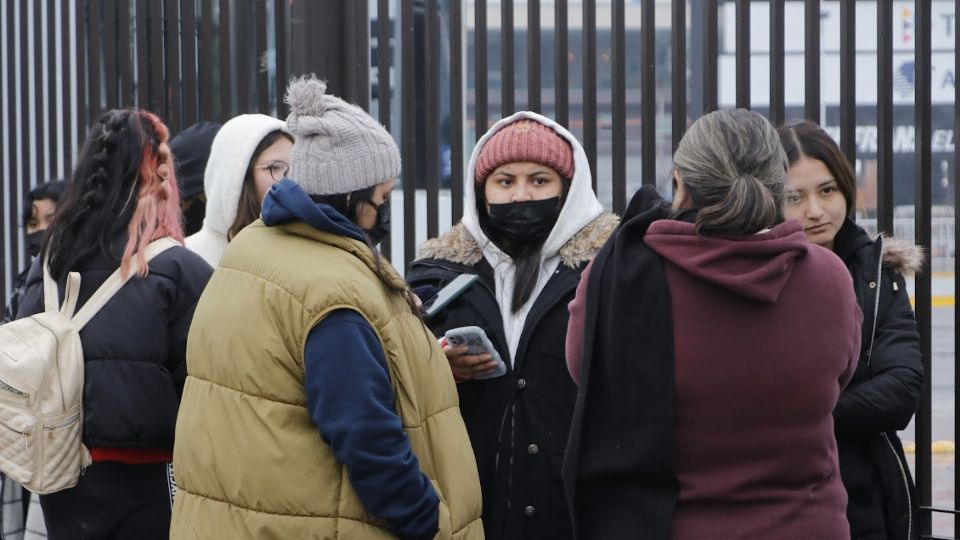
[486,197,562,246]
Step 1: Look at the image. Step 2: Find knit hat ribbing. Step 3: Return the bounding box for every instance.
[284,75,401,196]
[474,119,575,183]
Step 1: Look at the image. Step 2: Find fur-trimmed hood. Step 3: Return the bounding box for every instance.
[879,235,924,276]
[417,212,620,269]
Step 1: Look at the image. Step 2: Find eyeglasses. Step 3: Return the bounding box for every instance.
[257,161,289,183]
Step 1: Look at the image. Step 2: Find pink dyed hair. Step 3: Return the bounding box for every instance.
[121,110,184,278]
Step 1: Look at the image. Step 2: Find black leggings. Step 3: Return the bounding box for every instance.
[39,461,174,540]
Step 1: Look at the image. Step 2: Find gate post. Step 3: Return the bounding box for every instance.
[289,0,370,110]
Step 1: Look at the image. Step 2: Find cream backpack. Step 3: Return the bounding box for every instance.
[0,238,177,494]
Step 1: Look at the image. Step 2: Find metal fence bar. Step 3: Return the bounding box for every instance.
[7,0,20,278]
[376,0,390,130]
[876,0,893,233]
[769,0,784,126]
[236,1,251,115]
[526,0,540,113]
[135,0,148,112]
[200,0,214,119]
[164,0,182,132]
[19,0,31,199]
[118,0,132,106]
[582,0,596,190]
[401,0,416,266]
[255,0,269,114]
[345,1,369,111]
[425,0,440,239]
[218,0,232,121]
[803,0,820,123]
[475,0,487,141]
[734,0,749,109]
[61,0,74,169]
[702,0,717,114]
[641,0,654,186]
[1,0,8,300]
[914,0,932,535]
[88,0,102,119]
[44,0,57,177]
[182,0,199,125]
[102,0,117,108]
[554,0,568,128]
[146,0,167,115]
[501,0,514,116]
[611,0,625,212]
[450,0,464,223]
[956,3,960,533]
[838,0,854,163]
[33,1,46,181]
[148,0,163,116]
[274,0,289,118]
[671,0,686,152]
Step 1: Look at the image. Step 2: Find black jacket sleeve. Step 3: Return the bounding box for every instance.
[834,268,925,436]
[165,250,213,396]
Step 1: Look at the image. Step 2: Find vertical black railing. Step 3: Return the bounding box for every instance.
[501,0,514,116]
[425,0,440,240]
[671,0,686,152]
[769,0,784,125]
[474,0,487,141]
[611,0,626,212]
[876,0,893,233]
[803,0,819,123]
[640,0,655,188]
[450,0,464,223]
[914,0,932,534]
[735,0,749,109]
[838,0,855,163]
[401,0,416,265]
[582,0,597,190]
[554,0,568,128]
[527,0,540,113]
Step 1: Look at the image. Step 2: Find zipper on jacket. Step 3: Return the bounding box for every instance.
[0,377,29,401]
[881,432,913,540]
[0,417,31,451]
[865,243,884,366]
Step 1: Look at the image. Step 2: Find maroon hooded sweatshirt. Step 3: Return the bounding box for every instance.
[651,219,861,539]
[566,218,862,539]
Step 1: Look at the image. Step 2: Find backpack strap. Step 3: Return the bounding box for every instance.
[43,259,82,316]
[70,238,181,330]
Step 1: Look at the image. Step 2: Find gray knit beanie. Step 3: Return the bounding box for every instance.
[284,75,401,195]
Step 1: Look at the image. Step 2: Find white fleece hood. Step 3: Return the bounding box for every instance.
[185,114,290,268]
[462,111,603,362]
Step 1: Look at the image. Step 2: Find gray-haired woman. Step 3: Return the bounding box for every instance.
[564,109,862,540]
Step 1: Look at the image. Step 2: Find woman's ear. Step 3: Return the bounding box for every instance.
[671,170,687,210]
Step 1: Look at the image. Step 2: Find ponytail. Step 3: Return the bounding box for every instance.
[695,174,778,236]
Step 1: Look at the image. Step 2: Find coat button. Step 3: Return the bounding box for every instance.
[527,444,539,455]
[869,281,877,289]
[524,505,536,517]
[516,378,527,389]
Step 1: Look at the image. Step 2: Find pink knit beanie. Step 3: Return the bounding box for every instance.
[475,119,575,183]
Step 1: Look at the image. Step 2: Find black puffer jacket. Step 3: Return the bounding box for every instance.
[833,219,924,540]
[407,214,617,540]
[16,239,212,449]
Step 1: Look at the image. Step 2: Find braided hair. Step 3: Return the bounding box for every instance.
[45,109,183,280]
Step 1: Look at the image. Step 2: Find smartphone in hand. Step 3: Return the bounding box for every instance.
[444,326,507,380]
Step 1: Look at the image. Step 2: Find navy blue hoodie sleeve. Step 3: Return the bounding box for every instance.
[305,309,439,540]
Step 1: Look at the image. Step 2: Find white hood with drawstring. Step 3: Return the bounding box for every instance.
[461,111,605,362]
[184,114,290,268]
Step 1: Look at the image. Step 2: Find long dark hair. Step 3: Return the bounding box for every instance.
[228,130,294,240]
[44,109,183,280]
[21,179,67,228]
[311,187,421,316]
[475,179,570,313]
[777,121,857,218]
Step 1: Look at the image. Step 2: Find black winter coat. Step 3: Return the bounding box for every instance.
[407,215,616,540]
[833,219,924,540]
[16,239,212,450]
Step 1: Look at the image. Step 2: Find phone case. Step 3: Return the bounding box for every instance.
[444,326,507,380]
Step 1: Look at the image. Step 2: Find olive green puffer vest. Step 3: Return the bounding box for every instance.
[170,220,483,540]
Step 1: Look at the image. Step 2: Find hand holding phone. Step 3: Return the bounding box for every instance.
[442,326,506,380]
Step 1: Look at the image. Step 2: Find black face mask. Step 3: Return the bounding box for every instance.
[487,197,562,246]
[363,200,391,246]
[25,230,44,258]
